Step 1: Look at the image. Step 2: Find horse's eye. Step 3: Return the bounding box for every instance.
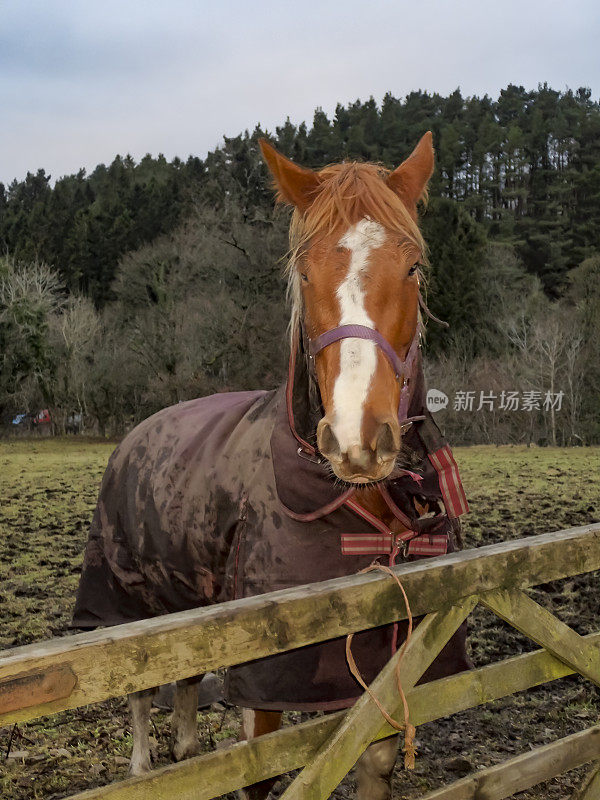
[408,263,419,276]
[300,272,309,283]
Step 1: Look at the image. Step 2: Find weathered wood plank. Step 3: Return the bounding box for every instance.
[417,725,600,800]
[0,665,76,714]
[1,523,599,725]
[575,761,600,800]
[481,588,600,685]
[280,597,478,800]
[406,630,600,731]
[64,717,336,800]
[60,630,600,800]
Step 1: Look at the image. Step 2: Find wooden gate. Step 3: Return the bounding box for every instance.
[1,522,600,799]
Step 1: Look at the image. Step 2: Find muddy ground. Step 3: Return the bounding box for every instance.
[0,439,598,799]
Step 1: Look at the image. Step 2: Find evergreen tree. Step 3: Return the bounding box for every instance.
[421,197,488,355]
[2,84,600,308]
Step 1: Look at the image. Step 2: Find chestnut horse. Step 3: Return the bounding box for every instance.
[74,132,469,800]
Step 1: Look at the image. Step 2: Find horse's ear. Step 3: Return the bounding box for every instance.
[259,138,320,211]
[386,131,435,207]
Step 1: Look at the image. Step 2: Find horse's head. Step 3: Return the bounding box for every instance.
[260,133,434,484]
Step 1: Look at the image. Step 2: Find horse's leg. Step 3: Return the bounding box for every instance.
[355,735,399,800]
[128,688,156,775]
[171,676,203,761]
[238,708,282,800]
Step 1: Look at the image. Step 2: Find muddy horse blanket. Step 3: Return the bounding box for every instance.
[73,349,470,711]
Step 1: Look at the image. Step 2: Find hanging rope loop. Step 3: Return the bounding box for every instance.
[345,562,417,769]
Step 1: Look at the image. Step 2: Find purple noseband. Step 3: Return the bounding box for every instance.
[308,323,423,427]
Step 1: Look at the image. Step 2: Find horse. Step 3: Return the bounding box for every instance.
[72,132,471,800]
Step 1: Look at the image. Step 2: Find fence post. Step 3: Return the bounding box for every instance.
[280,596,478,800]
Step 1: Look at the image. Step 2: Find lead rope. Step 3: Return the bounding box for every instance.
[345,562,417,769]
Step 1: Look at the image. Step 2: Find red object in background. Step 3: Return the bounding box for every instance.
[34,409,51,425]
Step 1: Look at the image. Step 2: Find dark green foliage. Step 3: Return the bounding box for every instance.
[0,157,197,306]
[421,198,488,355]
[2,85,600,441]
[2,84,600,310]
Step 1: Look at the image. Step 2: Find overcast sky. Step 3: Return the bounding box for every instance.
[1,0,599,185]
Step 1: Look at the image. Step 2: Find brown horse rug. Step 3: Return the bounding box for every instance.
[73,345,470,711]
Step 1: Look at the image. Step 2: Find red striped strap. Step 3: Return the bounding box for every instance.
[340,531,448,557]
[345,497,391,534]
[343,497,448,557]
[407,535,448,556]
[428,445,469,518]
[341,533,392,555]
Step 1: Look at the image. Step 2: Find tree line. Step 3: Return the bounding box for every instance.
[1,84,599,444]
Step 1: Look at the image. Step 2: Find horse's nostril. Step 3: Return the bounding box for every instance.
[317,421,342,461]
[375,420,400,458]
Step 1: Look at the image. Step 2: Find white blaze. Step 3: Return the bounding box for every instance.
[331,218,386,453]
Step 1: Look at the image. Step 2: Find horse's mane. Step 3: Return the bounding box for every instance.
[285,161,427,341]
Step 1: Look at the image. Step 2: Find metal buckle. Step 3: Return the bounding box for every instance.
[297,446,322,464]
[392,535,409,560]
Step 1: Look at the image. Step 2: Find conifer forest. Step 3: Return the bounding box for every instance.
[1,85,599,444]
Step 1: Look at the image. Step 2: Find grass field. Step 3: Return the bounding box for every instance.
[0,438,599,799]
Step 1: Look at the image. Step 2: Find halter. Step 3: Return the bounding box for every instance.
[308,321,424,429]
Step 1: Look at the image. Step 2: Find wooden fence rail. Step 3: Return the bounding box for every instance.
[1,521,600,799]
